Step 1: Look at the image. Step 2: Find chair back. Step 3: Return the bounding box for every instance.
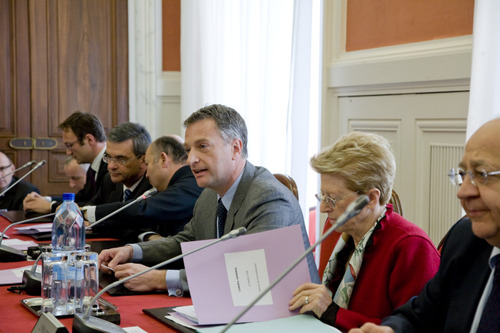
[389,189,403,216]
[273,173,299,200]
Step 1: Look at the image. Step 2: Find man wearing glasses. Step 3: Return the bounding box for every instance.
[0,151,39,211]
[83,121,152,208]
[350,118,500,333]
[23,111,108,213]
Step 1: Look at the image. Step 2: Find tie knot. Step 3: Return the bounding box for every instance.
[124,189,133,201]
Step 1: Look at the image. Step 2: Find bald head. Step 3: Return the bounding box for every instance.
[0,152,15,191]
[458,117,500,247]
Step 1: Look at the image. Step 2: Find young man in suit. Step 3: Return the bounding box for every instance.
[0,151,39,211]
[23,111,108,213]
[349,118,500,333]
[84,135,202,242]
[98,104,320,294]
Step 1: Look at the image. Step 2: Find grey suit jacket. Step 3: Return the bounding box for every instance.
[138,161,320,290]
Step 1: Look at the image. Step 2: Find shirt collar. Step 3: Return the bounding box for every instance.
[92,146,107,174]
[218,169,244,212]
[489,247,500,269]
[123,176,143,193]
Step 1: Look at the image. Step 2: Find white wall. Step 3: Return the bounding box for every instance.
[320,0,471,245]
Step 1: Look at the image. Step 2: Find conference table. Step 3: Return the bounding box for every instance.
[0,213,192,332]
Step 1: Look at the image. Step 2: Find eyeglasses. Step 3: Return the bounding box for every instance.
[315,191,359,209]
[0,164,12,173]
[448,167,500,187]
[103,153,141,166]
[64,139,80,150]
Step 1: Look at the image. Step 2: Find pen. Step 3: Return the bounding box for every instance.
[100,264,114,272]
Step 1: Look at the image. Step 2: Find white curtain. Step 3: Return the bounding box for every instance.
[466,0,500,140]
[181,0,320,219]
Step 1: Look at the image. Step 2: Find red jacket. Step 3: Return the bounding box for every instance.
[318,205,440,331]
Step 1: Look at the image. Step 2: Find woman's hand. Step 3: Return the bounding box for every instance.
[288,282,333,318]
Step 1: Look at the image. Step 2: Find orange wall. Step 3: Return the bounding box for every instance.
[346,0,474,51]
[162,0,180,71]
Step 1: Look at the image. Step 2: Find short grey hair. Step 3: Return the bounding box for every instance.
[108,122,152,156]
[183,104,248,158]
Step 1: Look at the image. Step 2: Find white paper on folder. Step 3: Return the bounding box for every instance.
[224,249,272,306]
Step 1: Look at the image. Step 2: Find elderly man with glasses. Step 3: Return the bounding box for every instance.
[0,151,39,211]
[350,118,500,333]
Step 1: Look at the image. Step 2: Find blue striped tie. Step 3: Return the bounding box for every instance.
[123,189,132,202]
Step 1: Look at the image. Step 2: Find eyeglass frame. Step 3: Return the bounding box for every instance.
[315,191,359,209]
[103,153,142,166]
[64,139,81,150]
[0,163,13,173]
[448,167,500,187]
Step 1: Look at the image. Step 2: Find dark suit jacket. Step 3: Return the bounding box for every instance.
[92,166,200,241]
[0,177,40,211]
[51,158,109,212]
[87,173,152,206]
[139,161,320,290]
[383,217,493,332]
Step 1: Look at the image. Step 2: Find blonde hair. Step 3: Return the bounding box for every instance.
[311,132,396,205]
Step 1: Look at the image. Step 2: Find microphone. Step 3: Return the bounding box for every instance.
[0,160,46,197]
[0,160,37,180]
[220,195,370,332]
[85,188,158,230]
[72,227,247,333]
[0,212,56,262]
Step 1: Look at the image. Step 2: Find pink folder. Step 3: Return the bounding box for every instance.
[181,224,311,325]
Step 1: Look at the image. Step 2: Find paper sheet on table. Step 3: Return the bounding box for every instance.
[2,238,39,250]
[0,265,41,285]
[196,314,341,333]
[181,225,311,325]
[15,223,52,234]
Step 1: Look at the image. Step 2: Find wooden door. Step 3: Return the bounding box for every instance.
[1,0,128,196]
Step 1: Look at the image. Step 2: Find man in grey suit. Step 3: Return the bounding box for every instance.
[99,104,320,294]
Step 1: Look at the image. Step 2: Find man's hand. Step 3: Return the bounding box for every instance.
[348,323,395,333]
[98,245,134,269]
[113,263,167,291]
[23,192,51,213]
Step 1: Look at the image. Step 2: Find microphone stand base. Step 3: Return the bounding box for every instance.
[73,313,126,333]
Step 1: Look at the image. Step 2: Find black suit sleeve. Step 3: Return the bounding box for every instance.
[382,217,492,333]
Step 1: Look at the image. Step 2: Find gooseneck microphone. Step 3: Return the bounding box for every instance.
[85,188,158,230]
[72,227,247,333]
[220,195,370,332]
[0,159,46,197]
[0,212,56,262]
[0,160,37,180]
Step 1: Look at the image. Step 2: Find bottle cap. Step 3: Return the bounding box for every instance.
[62,193,75,201]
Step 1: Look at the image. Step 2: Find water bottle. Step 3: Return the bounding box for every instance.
[51,193,85,252]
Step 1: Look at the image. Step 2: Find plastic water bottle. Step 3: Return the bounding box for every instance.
[51,193,85,252]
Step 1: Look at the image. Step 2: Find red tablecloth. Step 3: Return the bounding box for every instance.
[0,215,192,332]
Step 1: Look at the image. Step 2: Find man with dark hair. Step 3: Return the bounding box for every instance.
[0,151,39,211]
[84,135,202,242]
[99,104,319,294]
[24,111,108,213]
